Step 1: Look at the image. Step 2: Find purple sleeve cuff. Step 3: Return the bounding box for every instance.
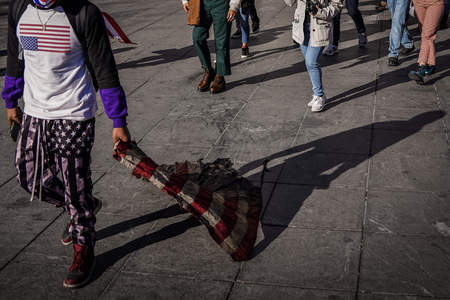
[99,86,128,128]
[113,118,127,128]
[2,75,24,109]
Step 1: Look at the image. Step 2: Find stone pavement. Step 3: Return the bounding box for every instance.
[0,0,449,299]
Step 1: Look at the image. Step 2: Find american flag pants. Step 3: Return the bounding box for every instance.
[15,114,96,247]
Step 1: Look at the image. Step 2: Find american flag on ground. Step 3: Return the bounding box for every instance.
[113,141,262,261]
[19,23,71,53]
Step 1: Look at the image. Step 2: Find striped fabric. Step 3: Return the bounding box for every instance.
[113,142,261,261]
[19,23,71,53]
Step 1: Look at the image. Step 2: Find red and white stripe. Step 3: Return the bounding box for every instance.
[113,141,261,261]
[19,23,71,53]
[102,12,132,44]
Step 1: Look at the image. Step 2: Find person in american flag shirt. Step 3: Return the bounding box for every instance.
[2,0,132,288]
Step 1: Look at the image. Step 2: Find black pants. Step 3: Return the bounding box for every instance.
[332,0,366,46]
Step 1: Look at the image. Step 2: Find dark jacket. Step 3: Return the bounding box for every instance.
[4,0,128,128]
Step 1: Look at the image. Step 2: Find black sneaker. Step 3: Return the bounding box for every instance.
[241,46,251,58]
[408,65,426,85]
[61,197,102,246]
[63,244,95,288]
[231,29,242,39]
[252,19,260,33]
[388,56,399,66]
[399,45,415,56]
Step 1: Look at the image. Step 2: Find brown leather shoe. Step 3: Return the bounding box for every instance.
[210,75,226,94]
[197,68,215,92]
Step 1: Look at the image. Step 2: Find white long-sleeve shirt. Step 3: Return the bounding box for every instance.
[181,0,241,12]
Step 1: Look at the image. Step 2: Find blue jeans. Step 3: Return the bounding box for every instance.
[387,0,413,57]
[239,7,250,44]
[300,23,325,97]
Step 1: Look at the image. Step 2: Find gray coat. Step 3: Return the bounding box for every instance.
[284,0,344,47]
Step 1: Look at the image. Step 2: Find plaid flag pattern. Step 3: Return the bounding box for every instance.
[113,142,262,261]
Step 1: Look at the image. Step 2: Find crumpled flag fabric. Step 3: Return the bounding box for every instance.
[113,141,262,261]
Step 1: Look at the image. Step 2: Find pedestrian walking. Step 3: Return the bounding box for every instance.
[182,0,241,94]
[285,0,344,112]
[408,0,444,83]
[231,0,260,38]
[239,0,252,58]
[323,0,368,55]
[387,0,415,66]
[2,0,131,288]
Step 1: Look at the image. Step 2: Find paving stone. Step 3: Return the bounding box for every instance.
[217,120,300,149]
[0,261,117,300]
[0,129,17,185]
[301,105,373,132]
[358,293,446,300]
[103,271,232,300]
[139,116,227,147]
[372,129,449,158]
[359,233,450,297]
[366,190,450,236]
[122,213,241,281]
[91,163,173,216]
[263,184,365,231]
[277,152,369,188]
[0,179,61,263]
[295,128,371,155]
[373,108,446,132]
[239,227,361,291]
[369,154,450,192]
[229,282,355,300]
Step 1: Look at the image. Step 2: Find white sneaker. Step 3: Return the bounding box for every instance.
[308,95,318,107]
[311,95,327,112]
[323,45,338,56]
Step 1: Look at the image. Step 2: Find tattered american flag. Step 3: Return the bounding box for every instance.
[113,141,262,261]
[19,23,71,53]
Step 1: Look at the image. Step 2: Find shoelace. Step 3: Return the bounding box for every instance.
[30,121,47,202]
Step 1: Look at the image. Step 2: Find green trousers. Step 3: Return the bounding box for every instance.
[192,0,232,76]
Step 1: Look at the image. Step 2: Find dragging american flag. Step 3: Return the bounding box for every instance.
[19,24,71,53]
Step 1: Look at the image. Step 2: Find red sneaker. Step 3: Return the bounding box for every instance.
[63,244,95,288]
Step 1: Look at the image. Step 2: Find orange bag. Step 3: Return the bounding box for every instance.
[187,0,201,25]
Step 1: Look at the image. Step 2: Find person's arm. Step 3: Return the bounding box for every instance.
[2,0,25,126]
[314,0,343,21]
[83,3,130,142]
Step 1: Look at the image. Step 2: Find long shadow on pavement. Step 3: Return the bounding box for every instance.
[237,110,446,257]
[92,110,444,281]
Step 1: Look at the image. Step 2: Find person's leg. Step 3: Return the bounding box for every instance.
[345,0,366,33]
[15,114,65,206]
[388,0,411,58]
[300,23,324,98]
[248,0,260,32]
[59,119,96,288]
[193,1,213,70]
[240,7,250,46]
[414,2,428,65]
[210,0,232,76]
[304,45,325,97]
[420,1,445,66]
[333,13,341,47]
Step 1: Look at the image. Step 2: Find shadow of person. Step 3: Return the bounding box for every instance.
[236,111,445,257]
[92,204,198,282]
[325,52,450,111]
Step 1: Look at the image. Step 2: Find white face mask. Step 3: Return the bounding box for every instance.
[33,0,57,8]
